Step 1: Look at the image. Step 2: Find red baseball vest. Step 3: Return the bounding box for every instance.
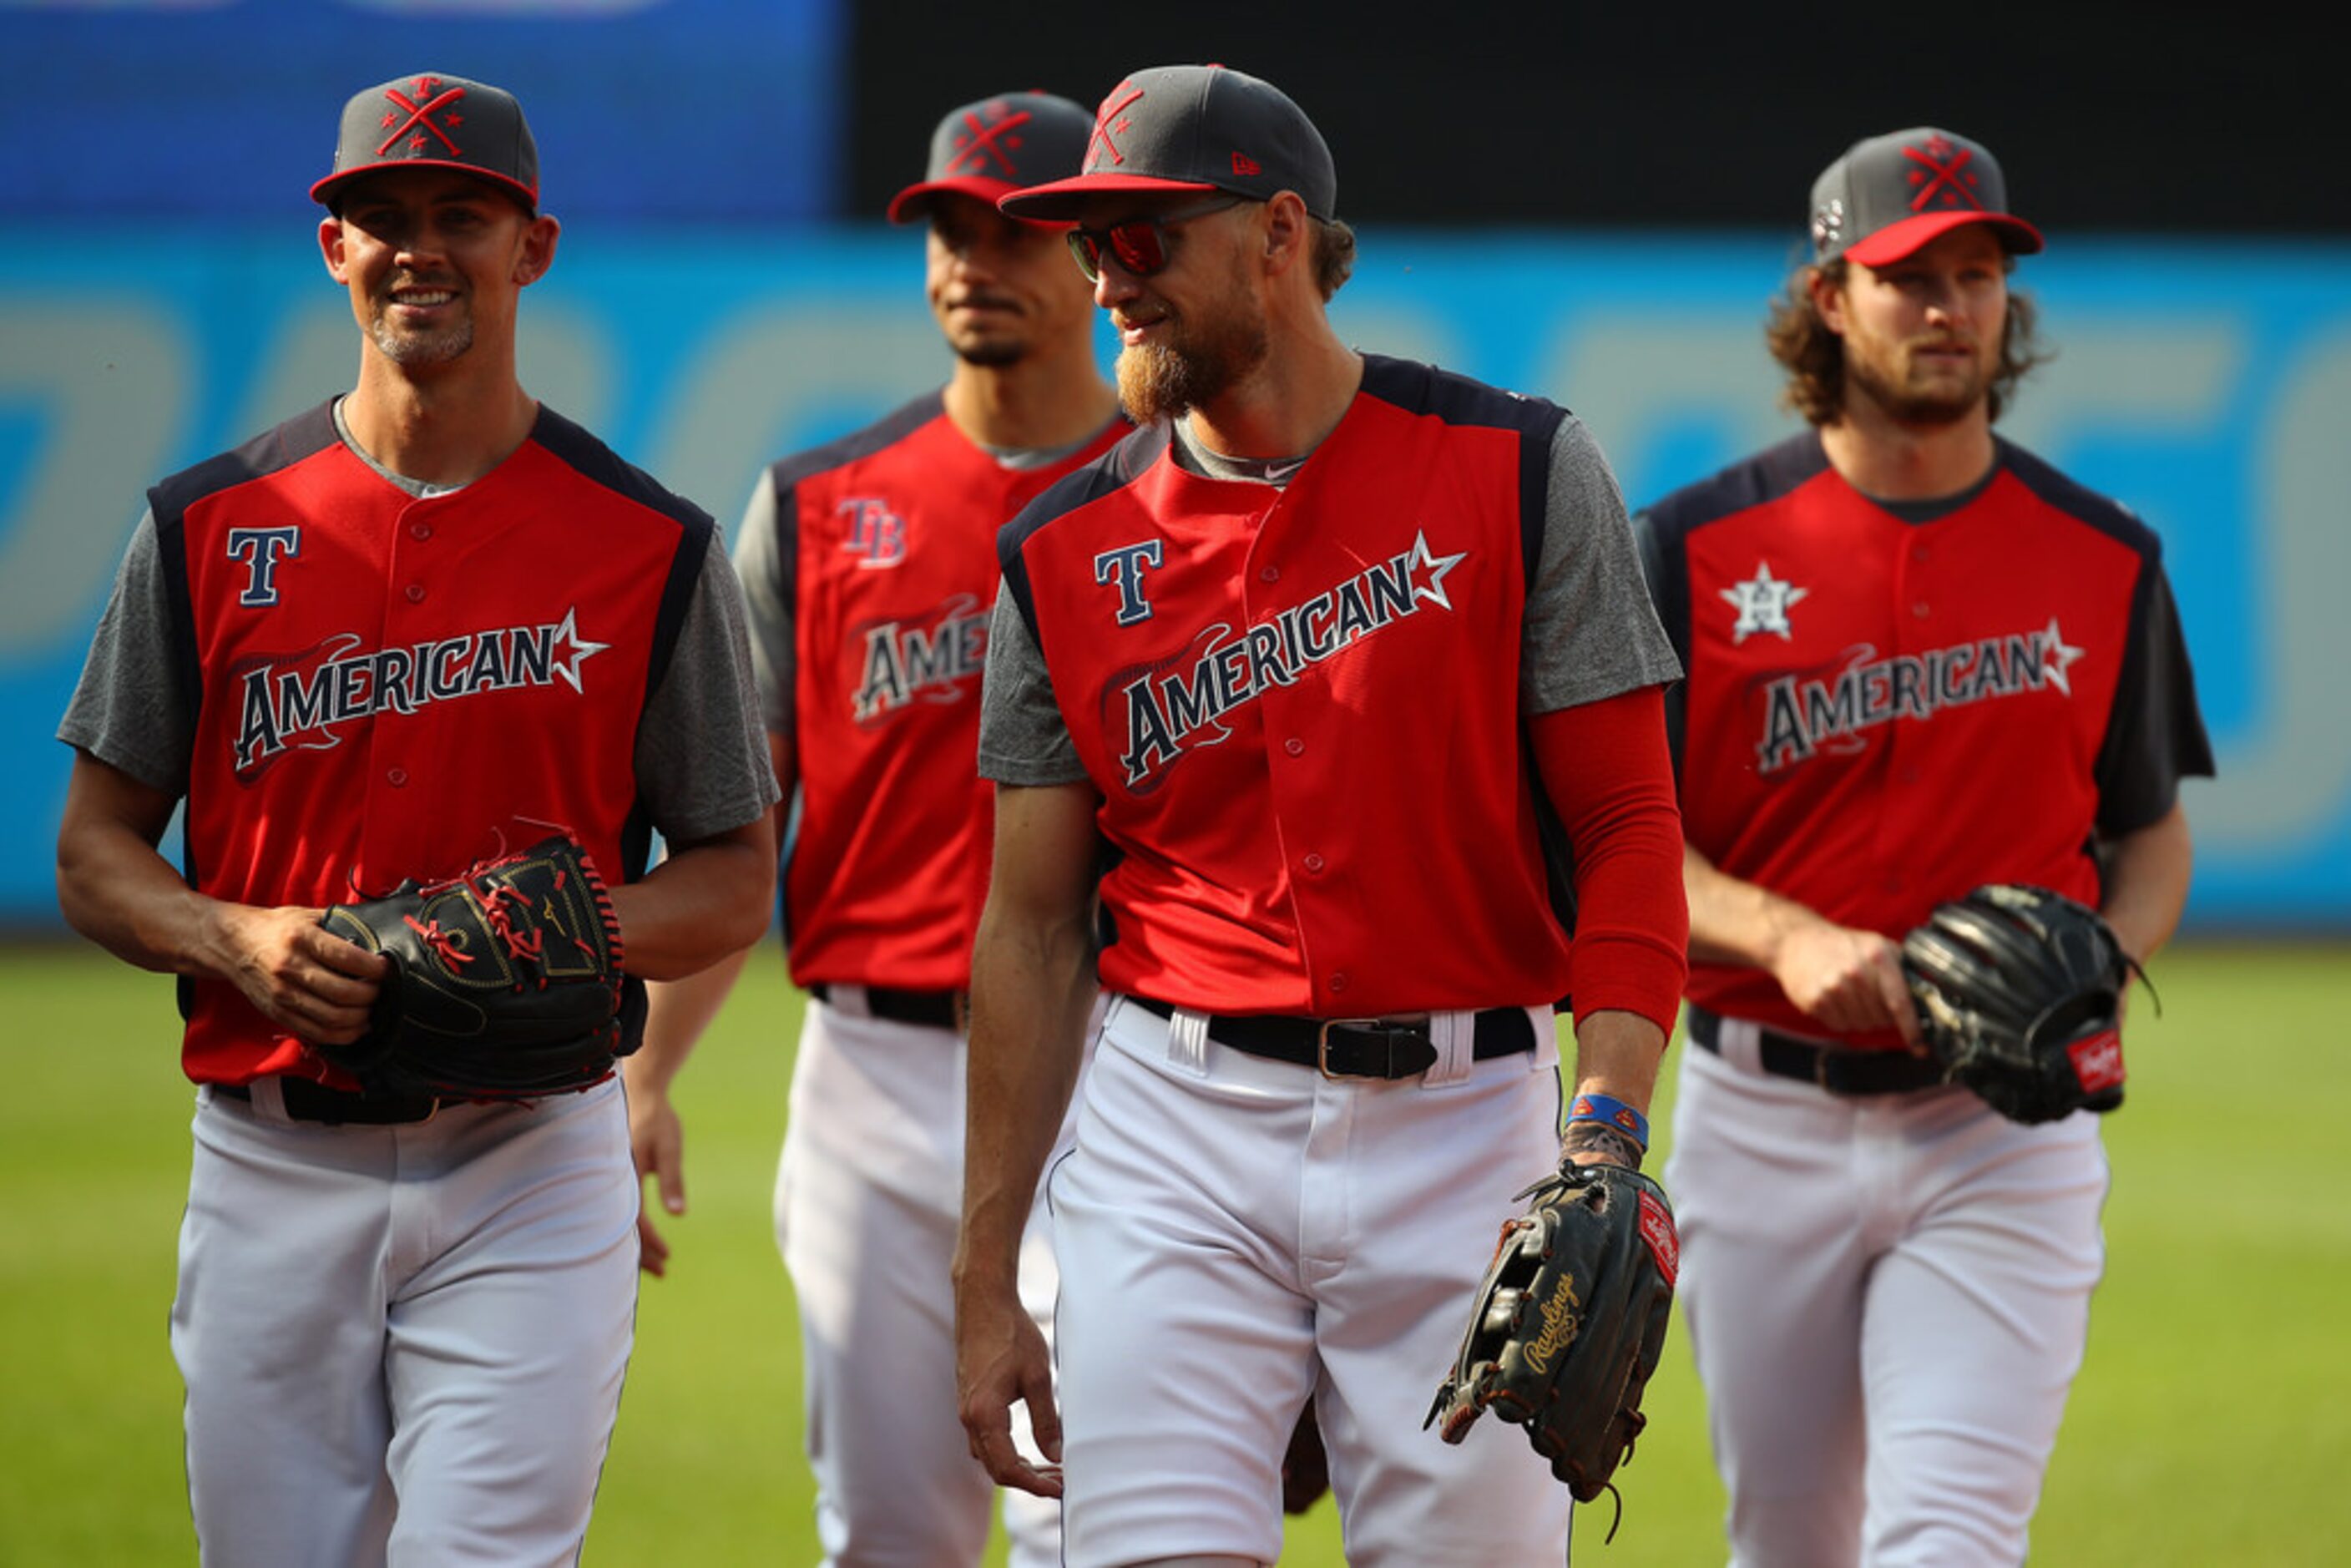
[771,397,1125,991]
[998,357,1568,1017]
[151,402,710,1083]
[1642,433,2206,1043]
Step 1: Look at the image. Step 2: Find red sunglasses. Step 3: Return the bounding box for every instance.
[1065,195,1243,282]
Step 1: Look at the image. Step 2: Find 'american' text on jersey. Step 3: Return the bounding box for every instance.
[851,596,988,722]
[233,610,608,776]
[1116,531,1468,787]
[1757,619,2084,772]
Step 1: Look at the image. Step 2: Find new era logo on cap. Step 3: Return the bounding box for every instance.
[999,64,1337,224]
[311,71,539,214]
[1808,125,2043,268]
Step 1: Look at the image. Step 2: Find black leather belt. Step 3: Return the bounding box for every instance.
[1130,995,1536,1080]
[1686,1007,1944,1095]
[214,1079,443,1125]
[810,983,962,1030]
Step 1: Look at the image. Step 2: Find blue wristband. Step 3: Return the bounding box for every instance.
[1567,1092,1650,1151]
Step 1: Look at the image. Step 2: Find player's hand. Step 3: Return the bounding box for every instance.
[210,902,388,1044]
[1772,921,1922,1047]
[954,1276,1064,1498]
[621,1064,685,1277]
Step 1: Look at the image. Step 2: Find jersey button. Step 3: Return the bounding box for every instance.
[410,523,433,542]
[387,766,409,787]
[1911,544,1929,563]
[1284,737,1305,757]
[1303,852,1326,874]
[1328,971,1350,994]
[1910,600,1929,618]
[1260,566,1280,584]
[405,584,427,604]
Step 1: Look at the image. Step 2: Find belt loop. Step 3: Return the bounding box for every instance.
[250,1076,291,1121]
[1423,1010,1474,1085]
[1166,1004,1211,1075]
[1527,1006,1561,1070]
[1716,1014,1767,1078]
[824,983,872,1019]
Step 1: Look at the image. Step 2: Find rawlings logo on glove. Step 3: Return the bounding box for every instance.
[1900,883,2142,1125]
[316,832,628,1101]
[1425,1162,1677,1528]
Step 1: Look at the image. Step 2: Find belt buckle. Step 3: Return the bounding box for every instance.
[1316,1018,1383,1080]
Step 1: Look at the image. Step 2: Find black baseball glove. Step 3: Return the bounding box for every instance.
[316,833,627,1100]
[1425,1162,1678,1519]
[1900,883,2138,1124]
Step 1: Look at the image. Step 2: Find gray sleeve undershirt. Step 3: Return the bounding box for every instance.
[730,469,795,738]
[977,589,1088,786]
[636,526,783,842]
[56,509,192,794]
[1521,415,1685,715]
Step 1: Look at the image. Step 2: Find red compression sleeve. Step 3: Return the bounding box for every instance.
[1529,685,1689,1034]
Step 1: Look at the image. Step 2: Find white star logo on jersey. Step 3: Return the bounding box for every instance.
[549,609,609,693]
[1722,560,1809,644]
[1408,530,1469,609]
[2038,616,2085,695]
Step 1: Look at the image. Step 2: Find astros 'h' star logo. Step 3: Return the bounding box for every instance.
[1087,80,1144,171]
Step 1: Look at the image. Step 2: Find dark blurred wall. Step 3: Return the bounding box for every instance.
[848,2,2338,233]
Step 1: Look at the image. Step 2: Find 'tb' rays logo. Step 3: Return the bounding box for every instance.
[838,498,908,569]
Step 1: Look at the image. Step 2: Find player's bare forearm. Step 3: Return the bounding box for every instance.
[954,782,1098,1291]
[2098,801,2194,964]
[1568,1008,1667,1114]
[1684,842,1915,1039]
[608,816,776,980]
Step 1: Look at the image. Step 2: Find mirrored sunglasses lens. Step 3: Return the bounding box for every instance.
[1108,221,1166,276]
[1068,230,1103,280]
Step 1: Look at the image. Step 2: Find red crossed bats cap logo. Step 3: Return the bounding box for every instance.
[378,75,467,159]
[1903,131,1984,214]
[943,99,1035,179]
[1086,79,1143,170]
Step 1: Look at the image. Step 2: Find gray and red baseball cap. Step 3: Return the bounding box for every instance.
[311,72,538,215]
[997,64,1337,223]
[1808,127,2042,266]
[888,92,1095,224]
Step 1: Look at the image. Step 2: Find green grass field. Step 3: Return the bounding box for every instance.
[3,941,2345,1565]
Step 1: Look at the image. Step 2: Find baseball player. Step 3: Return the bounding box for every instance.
[953,64,1691,1567]
[622,91,1124,1566]
[52,72,778,1565]
[1632,128,2212,1565]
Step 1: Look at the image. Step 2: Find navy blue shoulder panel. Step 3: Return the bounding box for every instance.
[145,401,348,854]
[147,399,342,528]
[1639,431,1828,543]
[528,406,716,873]
[767,389,946,494]
[995,420,1172,635]
[1995,436,2161,560]
[1358,354,1566,588]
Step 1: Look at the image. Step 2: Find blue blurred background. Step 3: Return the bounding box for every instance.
[4,0,2345,933]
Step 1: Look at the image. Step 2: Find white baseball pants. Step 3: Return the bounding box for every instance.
[1049,995,1577,1568]
[1667,1028,2108,1568]
[174,1076,637,1567]
[775,994,1067,1568]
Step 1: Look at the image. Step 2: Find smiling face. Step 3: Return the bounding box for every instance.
[1816,222,2010,427]
[319,167,556,374]
[923,192,1096,369]
[1065,191,1269,426]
